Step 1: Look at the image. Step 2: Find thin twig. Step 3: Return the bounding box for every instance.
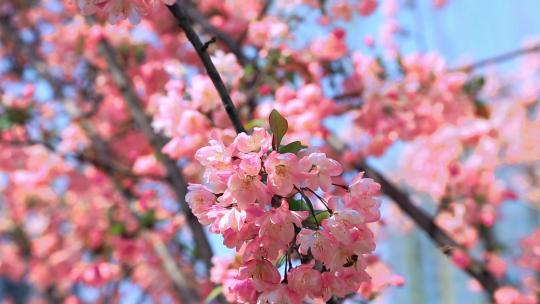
[178,0,248,65]
[449,43,540,72]
[202,36,217,51]
[166,2,246,134]
[303,187,333,213]
[294,186,319,226]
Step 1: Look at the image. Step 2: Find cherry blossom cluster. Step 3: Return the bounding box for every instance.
[74,0,175,23]
[342,53,477,157]
[186,110,381,302]
[73,0,381,25]
[0,143,189,301]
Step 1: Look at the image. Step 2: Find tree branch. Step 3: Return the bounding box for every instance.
[178,0,248,65]
[97,38,216,274]
[357,161,499,298]
[166,2,247,134]
[449,43,540,72]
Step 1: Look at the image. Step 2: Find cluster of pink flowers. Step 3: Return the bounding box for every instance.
[256,84,336,144]
[494,286,538,304]
[519,229,540,271]
[399,122,513,249]
[75,0,175,23]
[0,141,189,301]
[342,53,476,156]
[186,111,381,302]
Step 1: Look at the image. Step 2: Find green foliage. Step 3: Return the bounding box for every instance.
[243,64,255,78]
[244,118,265,131]
[279,141,307,154]
[109,222,126,236]
[288,197,310,211]
[303,210,331,227]
[0,115,12,130]
[138,210,156,229]
[462,76,486,96]
[269,109,288,150]
[0,106,31,130]
[205,285,223,303]
[275,255,287,268]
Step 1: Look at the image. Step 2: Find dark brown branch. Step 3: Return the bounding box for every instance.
[178,0,248,65]
[357,161,499,298]
[202,36,217,51]
[332,90,363,101]
[449,43,540,72]
[167,2,246,134]
[97,38,216,274]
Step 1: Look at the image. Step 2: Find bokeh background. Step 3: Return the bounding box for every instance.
[1,1,540,303]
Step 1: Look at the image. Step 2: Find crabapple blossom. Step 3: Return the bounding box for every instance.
[299,152,343,191]
[75,0,176,23]
[264,152,301,196]
[186,111,381,302]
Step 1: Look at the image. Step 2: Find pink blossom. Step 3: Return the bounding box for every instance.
[299,153,342,191]
[185,184,216,225]
[288,264,322,298]
[234,128,272,154]
[485,253,507,279]
[226,171,269,207]
[257,284,302,304]
[238,259,281,292]
[257,202,306,249]
[189,75,221,112]
[310,30,348,61]
[346,172,381,222]
[211,50,244,85]
[358,0,378,16]
[494,286,537,304]
[132,154,165,177]
[264,152,301,196]
[297,228,334,264]
[77,261,120,287]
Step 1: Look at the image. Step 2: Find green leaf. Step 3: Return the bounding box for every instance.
[279,141,307,154]
[109,222,126,236]
[244,118,265,131]
[243,64,255,78]
[275,255,286,268]
[288,197,310,211]
[138,210,156,228]
[269,109,288,150]
[303,210,331,226]
[5,108,30,125]
[0,115,12,130]
[205,285,223,303]
[462,76,485,96]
